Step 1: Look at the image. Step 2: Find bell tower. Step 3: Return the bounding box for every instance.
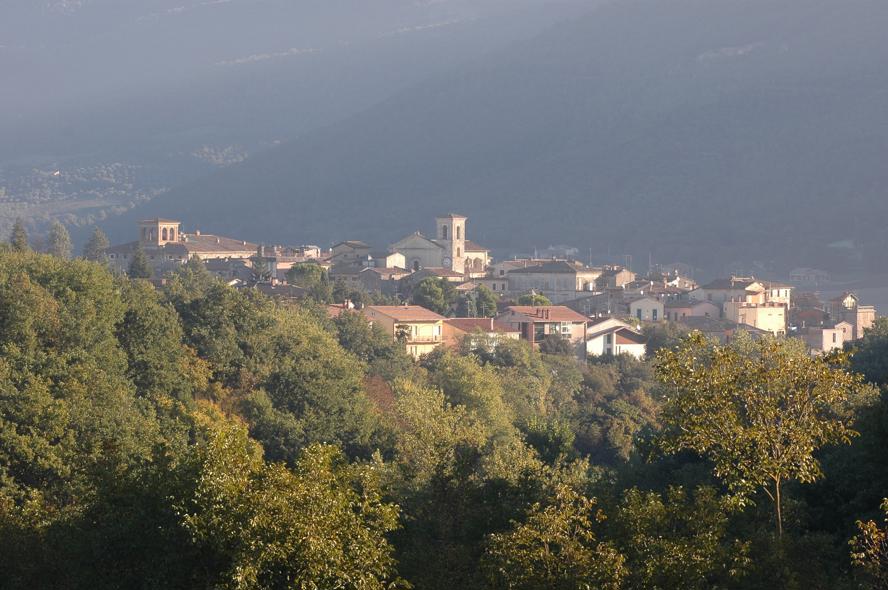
[435,213,466,273]
[139,218,181,248]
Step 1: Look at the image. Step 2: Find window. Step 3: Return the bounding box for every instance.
[442,225,448,239]
[162,228,168,240]
[456,247,461,257]
[636,309,642,320]
[832,333,837,343]
[492,283,497,291]
[652,309,658,321]
[456,226,461,240]
[499,270,505,276]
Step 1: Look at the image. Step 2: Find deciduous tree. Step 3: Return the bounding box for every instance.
[655,333,872,535]
[483,484,626,590]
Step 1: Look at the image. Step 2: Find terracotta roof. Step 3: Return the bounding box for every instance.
[464,240,488,252]
[445,318,518,333]
[616,330,646,345]
[326,303,355,318]
[420,267,465,278]
[502,306,589,323]
[181,233,257,253]
[497,260,545,270]
[365,305,446,322]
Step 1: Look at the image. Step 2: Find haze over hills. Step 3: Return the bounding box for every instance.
[107,0,888,275]
[0,0,587,235]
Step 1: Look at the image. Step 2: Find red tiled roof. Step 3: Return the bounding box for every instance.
[615,330,646,345]
[502,306,589,323]
[464,240,488,252]
[182,233,257,253]
[445,318,518,333]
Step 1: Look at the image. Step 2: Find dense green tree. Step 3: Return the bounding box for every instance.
[333,310,400,364]
[201,303,387,462]
[180,421,406,590]
[82,226,110,261]
[412,277,449,314]
[517,293,551,306]
[391,379,489,490]
[286,262,332,302]
[538,334,574,356]
[9,219,28,252]
[475,285,499,318]
[423,350,515,440]
[613,486,749,589]
[116,279,205,402]
[483,484,626,590]
[656,333,873,535]
[642,320,689,358]
[849,317,888,386]
[851,498,888,589]
[0,252,164,586]
[45,220,72,259]
[128,243,152,278]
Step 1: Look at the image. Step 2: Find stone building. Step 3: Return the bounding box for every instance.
[106,218,257,276]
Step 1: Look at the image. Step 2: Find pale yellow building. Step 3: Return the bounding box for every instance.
[363,305,446,359]
[724,301,786,336]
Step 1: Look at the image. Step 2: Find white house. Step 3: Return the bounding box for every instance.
[586,318,646,359]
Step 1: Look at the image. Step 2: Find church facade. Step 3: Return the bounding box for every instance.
[390,214,489,278]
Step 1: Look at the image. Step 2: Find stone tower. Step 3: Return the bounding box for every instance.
[435,213,466,273]
[139,218,181,248]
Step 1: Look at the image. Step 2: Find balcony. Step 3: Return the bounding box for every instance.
[407,335,442,344]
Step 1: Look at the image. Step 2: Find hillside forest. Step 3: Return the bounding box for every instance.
[1,246,888,589]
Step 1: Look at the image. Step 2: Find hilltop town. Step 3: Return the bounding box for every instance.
[98,214,880,360]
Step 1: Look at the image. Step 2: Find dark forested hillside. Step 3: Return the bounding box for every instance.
[114,0,888,272]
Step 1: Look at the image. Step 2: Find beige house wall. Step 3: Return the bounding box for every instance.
[725,302,786,335]
[630,298,665,322]
[364,309,444,359]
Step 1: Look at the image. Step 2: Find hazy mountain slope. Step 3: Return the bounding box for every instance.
[1,0,589,237]
[110,0,888,271]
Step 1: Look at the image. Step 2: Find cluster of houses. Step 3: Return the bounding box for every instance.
[105,216,879,360]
